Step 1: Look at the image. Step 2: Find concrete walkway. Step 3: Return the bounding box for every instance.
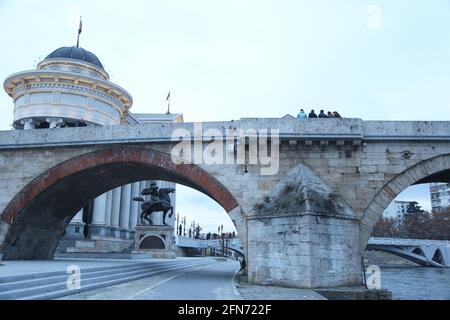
[58,258,240,300]
[1,258,326,300]
[134,260,240,300]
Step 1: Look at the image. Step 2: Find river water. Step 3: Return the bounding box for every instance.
[379,266,450,300]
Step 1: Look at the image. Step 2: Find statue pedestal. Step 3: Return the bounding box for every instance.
[133,225,176,259]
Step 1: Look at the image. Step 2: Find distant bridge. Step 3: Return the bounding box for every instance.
[367,237,450,267]
[175,236,245,258]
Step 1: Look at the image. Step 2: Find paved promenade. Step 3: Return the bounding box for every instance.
[1,257,326,300]
[58,258,240,300]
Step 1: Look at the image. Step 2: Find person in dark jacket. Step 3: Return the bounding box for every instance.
[327,111,334,118]
[333,111,342,118]
[308,109,318,118]
[318,110,328,118]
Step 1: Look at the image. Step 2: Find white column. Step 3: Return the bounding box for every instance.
[138,181,146,226]
[104,190,113,236]
[140,181,147,193]
[129,182,140,230]
[154,181,162,225]
[92,194,107,225]
[91,193,107,237]
[168,183,176,226]
[154,181,163,225]
[110,187,122,238]
[21,118,38,129]
[119,184,131,238]
[46,117,64,128]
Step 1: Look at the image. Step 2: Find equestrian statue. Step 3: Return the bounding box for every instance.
[133,182,175,226]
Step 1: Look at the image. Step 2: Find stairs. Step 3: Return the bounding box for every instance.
[55,239,77,253]
[0,259,209,300]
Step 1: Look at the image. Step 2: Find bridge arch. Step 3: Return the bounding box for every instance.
[0,147,241,260]
[360,153,450,251]
[432,249,444,265]
[412,247,426,257]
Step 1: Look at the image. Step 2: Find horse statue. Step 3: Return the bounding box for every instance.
[133,183,175,226]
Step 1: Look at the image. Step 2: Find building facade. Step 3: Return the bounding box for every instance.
[3,45,181,254]
[430,183,450,211]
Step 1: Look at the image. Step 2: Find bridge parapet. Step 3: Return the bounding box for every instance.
[369,237,450,247]
[1,119,450,150]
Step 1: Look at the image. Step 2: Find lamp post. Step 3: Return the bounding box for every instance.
[221,232,225,257]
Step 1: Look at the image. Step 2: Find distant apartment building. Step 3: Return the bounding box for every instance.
[430,183,450,211]
[383,200,421,225]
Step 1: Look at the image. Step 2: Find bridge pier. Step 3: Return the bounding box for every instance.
[243,164,363,288]
[247,215,362,288]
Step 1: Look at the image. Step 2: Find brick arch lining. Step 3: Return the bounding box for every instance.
[0,147,239,260]
[360,153,450,252]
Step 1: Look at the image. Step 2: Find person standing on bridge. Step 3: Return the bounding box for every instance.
[297,109,307,119]
[333,111,342,118]
[308,109,318,118]
[318,110,328,118]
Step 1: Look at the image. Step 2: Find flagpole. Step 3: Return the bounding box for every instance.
[76,17,82,47]
[166,91,171,114]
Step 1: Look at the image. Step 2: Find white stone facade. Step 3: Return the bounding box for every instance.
[4,56,132,128]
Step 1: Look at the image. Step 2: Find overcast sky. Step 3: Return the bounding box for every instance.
[1,1,448,232]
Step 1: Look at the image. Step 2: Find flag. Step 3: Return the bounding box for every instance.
[166,91,170,101]
[78,17,83,35]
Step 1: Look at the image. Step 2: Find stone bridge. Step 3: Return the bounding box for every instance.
[0,118,449,288]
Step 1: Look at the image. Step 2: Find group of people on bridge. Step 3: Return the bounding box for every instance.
[297,109,342,119]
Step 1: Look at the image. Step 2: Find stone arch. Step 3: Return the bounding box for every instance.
[0,147,240,260]
[360,153,450,251]
[139,235,166,250]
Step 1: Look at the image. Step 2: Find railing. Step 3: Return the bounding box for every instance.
[176,236,242,250]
